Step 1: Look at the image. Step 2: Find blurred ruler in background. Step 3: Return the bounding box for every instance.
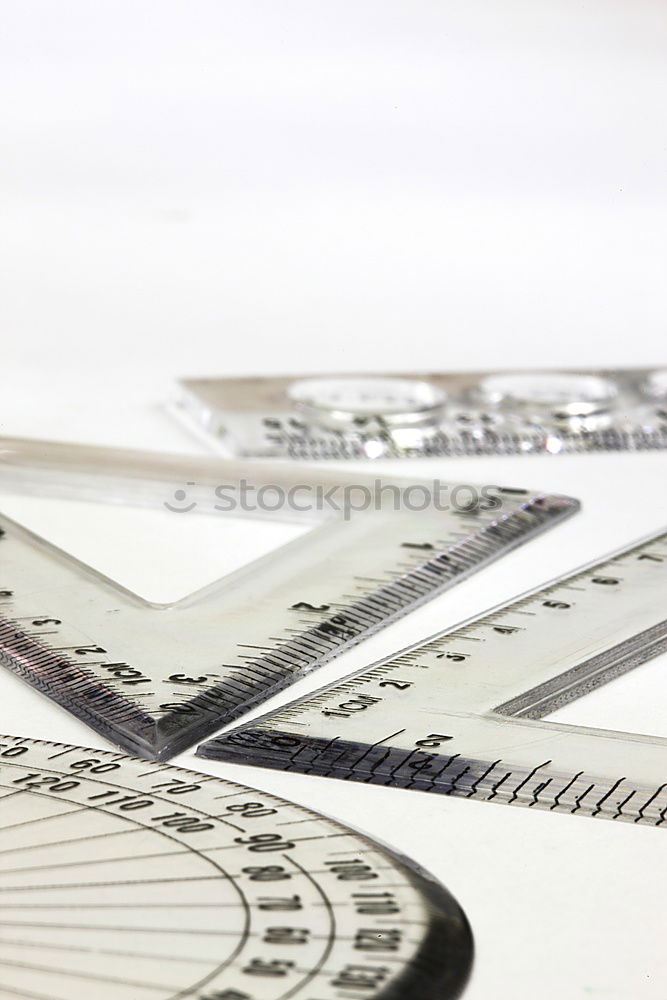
[174,368,667,459]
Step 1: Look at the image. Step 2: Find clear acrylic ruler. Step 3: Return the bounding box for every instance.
[200,529,667,828]
[0,734,473,1000]
[0,438,577,761]
[174,368,667,459]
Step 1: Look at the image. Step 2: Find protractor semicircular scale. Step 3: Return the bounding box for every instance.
[199,528,667,829]
[0,438,578,760]
[0,733,473,1000]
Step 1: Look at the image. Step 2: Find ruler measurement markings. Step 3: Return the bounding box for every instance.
[0,440,576,756]
[201,528,667,829]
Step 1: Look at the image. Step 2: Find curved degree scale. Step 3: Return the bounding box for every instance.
[0,734,473,1000]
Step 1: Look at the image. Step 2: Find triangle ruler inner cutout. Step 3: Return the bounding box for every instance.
[200,528,667,829]
[0,437,577,761]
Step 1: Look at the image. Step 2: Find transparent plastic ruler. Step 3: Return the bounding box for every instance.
[200,529,667,828]
[0,734,473,999]
[174,368,667,459]
[0,438,577,761]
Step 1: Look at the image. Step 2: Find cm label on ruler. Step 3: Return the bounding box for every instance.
[201,530,667,828]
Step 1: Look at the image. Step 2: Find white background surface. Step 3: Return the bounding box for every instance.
[1,2,666,997]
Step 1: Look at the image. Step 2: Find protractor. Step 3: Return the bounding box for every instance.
[0,734,473,1000]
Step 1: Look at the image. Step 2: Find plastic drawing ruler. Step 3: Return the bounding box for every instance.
[0,734,473,999]
[0,438,577,761]
[174,368,667,459]
[200,529,667,828]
